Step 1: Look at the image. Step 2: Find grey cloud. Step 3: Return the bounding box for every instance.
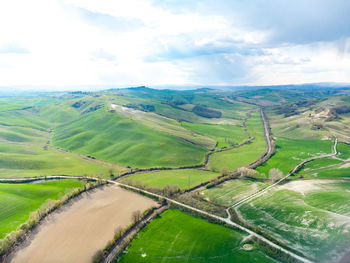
[152,0,350,45]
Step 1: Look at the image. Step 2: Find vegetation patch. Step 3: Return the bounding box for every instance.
[123,169,220,190]
[118,209,276,263]
[192,105,222,118]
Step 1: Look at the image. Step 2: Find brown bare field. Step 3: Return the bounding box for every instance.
[10,185,157,263]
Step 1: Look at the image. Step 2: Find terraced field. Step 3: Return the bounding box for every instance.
[118,209,277,263]
[0,179,83,239]
[238,180,350,262]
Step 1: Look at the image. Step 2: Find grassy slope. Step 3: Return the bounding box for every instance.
[181,122,247,149]
[208,112,266,172]
[110,104,216,149]
[53,109,207,168]
[0,143,113,178]
[118,209,276,263]
[203,179,269,207]
[0,179,83,239]
[123,169,220,190]
[0,103,119,178]
[238,182,350,262]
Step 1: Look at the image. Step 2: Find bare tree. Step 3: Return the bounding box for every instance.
[131,210,142,223]
[269,168,283,182]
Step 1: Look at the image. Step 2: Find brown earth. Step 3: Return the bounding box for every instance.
[10,185,156,263]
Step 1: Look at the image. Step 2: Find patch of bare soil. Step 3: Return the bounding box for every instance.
[10,185,156,263]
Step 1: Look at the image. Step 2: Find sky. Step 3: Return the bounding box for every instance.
[0,0,350,89]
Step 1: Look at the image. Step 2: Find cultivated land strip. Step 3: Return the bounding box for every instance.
[232,137,338,209]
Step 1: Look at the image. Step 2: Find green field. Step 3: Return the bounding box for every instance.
[181,122,247,149]
[256,138,334,176]
[0,104,122,178]
[238,181,350,262]
[52,109,207,168]
[208,112,266,172]
[0,179,83,239]
[118,209,277,263]
[123,169,220,190]
[0,143,114,178]
[299,163,350,179]
[203,179,269,207]
[337,142,350,160]
[294,158,343,178]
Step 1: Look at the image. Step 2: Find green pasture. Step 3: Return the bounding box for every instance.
[0,179,83,239]
[337,142,350,160]
[118,209,276,263]
[208,112,266,172]
[256,138,334,177]
[0,142,115,178]
[300,164,350,179]
[181,122,247,149]
[53,110,207,168]
[123,169,220,190]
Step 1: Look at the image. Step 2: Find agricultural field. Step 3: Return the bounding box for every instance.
[256,138,334,177]
[123,169,220,190]
[238,180,350,262]
[208,112,267,172]
[202,179,270,207]
[52,109,208,168]
[0,179,83,239]
[118,209,277,263]
[10,185,157,263]
[181,121,247,149]
[296,161,350,179]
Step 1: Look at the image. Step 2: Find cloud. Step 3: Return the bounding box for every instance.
[0,0,350,87]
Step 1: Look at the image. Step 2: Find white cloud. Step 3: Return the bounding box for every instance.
[0,0,349,88]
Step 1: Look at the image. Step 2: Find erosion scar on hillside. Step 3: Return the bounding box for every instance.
[9,186,156,263]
